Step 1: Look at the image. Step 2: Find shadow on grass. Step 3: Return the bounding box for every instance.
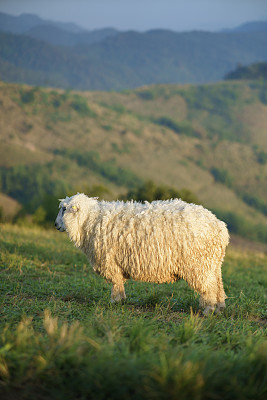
[109,292,200,316]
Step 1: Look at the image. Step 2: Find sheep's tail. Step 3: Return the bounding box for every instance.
[220,221,230,249]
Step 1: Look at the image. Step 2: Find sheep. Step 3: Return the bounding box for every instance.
[55,193,229,315]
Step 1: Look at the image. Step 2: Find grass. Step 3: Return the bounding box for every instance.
[0,223,266,399]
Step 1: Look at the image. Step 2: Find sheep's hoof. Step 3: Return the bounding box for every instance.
[215,302,226,314]
[111,295,126,304]
[203,306,215,316]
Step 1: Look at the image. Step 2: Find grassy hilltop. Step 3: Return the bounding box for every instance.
[0,79,267,241]
[0,223,266,399]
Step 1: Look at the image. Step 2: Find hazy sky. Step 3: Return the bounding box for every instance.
[0,0,267,32]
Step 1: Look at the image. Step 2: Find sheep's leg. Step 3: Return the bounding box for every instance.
[111,281,126,303]
[198,274,218,316]
[215,269,226,314]
[103,260,126,303]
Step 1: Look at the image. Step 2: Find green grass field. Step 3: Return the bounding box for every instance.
[0,224,266,399]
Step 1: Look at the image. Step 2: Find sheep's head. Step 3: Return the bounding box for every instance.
[55,195,79,232]
[55,193,98,235]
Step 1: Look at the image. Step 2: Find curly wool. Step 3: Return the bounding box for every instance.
[56,193,229,314]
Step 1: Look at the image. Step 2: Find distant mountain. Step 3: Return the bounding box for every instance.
[25,25,119,46]
[225,62,267,80]
[0,12,85,34]
[229,20,267,33]
[0,12,119,46]
[0,12,267,90]
[73,29,267,86]
[0,12,44,34]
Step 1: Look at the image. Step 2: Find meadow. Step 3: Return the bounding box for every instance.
[0,223,266,399]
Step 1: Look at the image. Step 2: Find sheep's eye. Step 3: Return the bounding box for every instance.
[62,207,67,213]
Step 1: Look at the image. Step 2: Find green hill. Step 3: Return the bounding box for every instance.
[0,80,267,241]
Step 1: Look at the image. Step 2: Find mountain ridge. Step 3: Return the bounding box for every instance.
[0,29,267,91]
[0,12,267,91]
[225,20,267,33]
[1,12,267,36]
[0,12,86,34]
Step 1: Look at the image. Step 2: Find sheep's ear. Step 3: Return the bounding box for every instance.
[69,204,79,213]
[58,196,69,202]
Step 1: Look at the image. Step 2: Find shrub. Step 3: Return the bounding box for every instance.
[242,194,267,216]
[154,117,200,137]
[76,184,111,200]
[155,116,182,133]
[210,167,233,188]
[137,89,156,100]
[52,97,62,108]
[19,88,36,104]
[257,150,267,165]
[70,95,96,117]
[125,180,200,204]
[213,209,267,243]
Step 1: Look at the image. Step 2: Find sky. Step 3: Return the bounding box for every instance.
[0,0,267,32]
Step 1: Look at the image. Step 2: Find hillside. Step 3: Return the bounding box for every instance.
[0,79,267,241]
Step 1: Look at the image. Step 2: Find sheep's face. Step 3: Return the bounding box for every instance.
[55,201,68,232]
[55,194,98,246]
[55,197,77,232]
[55,195,82,233]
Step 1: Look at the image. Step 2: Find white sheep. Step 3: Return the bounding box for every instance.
[55,193,229,314]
